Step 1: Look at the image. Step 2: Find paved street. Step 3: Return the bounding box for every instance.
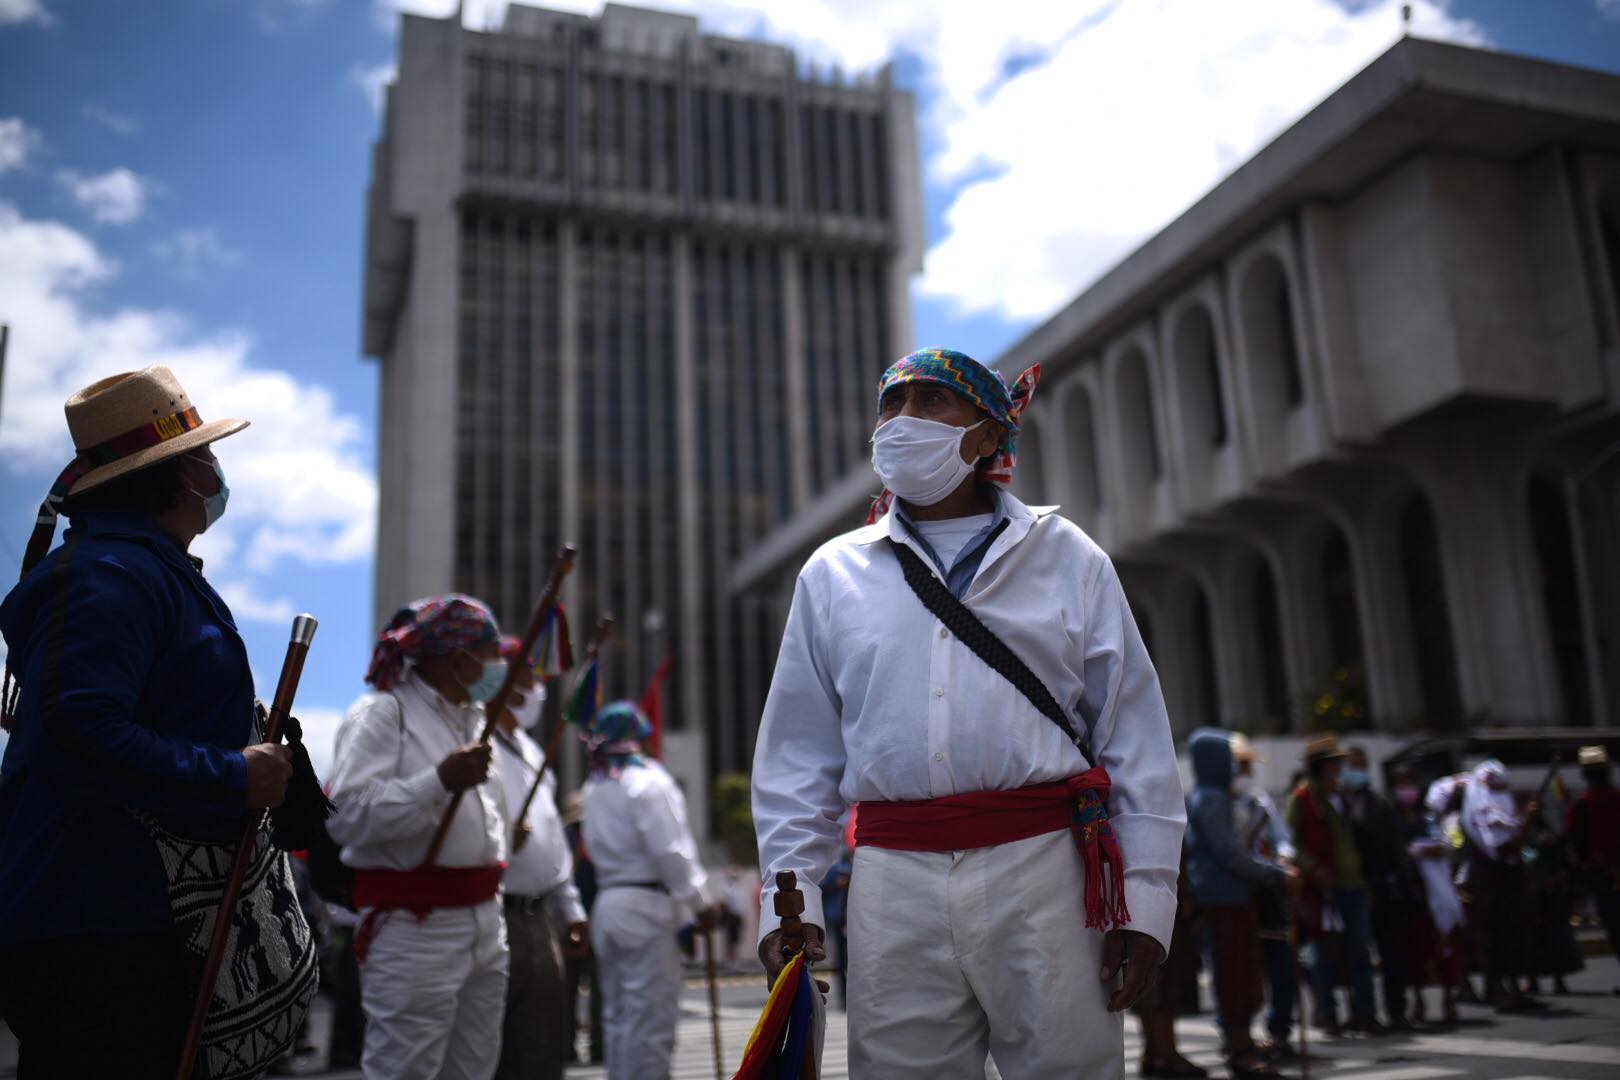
[3,957,1616,1078]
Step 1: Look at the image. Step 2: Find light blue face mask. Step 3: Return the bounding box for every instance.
[1341,767,1370,791]
[464,657,508,704]
[187,454,230,531]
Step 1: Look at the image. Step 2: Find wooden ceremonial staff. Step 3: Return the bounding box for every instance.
[511,612,615,849]
[422,544,577,868]
[175,613,318,1080]
[1290,893,1310,1080]
[703,919,724,1080]
[773,870,819,1077]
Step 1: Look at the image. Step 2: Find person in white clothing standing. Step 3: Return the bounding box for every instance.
[752,347,1187,1080]
[581,700,715,1080]
[491,636,589,1080]
[327,594,512,1080]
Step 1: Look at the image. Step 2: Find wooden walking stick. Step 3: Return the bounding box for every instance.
[1290,891,1310,1080]
[422,544,577,866]
[703,918,724,1080]
[512,613,614,849]
[175,613,318,1080]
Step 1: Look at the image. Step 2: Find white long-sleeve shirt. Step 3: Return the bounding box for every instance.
[582,759,711,918]
[492,726,587,926]
[751,493,1187,953]
[327,671,508,871]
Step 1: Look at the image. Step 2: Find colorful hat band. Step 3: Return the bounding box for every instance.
[79,406,204,468]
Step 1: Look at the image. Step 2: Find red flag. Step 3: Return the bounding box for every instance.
[640,654,674,759]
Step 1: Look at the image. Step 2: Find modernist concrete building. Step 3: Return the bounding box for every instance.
[361,2,923,803]
[737,38,1620,741]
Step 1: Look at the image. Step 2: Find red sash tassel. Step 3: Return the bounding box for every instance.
[854,768,1130,931]
[350,864,504,964]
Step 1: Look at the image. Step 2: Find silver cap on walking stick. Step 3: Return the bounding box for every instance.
[291,613,319,646]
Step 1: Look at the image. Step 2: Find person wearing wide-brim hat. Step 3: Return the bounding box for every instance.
[1286,733,1382,1036]
[1567,745,1620,992]
[0,367,296,1077]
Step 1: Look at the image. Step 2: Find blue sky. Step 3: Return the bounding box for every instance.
[2,0,1618,766]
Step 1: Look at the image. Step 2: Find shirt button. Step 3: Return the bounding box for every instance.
[934,688,945,698]
[933,752,944,762]
[939,627,949,639]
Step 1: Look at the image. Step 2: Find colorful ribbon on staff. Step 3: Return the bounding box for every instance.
[731,951,819,1079]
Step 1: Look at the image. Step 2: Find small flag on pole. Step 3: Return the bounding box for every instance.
[731,952,821,1079]
[640,654,674,759]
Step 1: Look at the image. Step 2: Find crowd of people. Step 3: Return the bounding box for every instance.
[4,361,1616,1080]
[1159,728,1620,1078]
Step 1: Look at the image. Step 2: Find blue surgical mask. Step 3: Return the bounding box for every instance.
[465,658,508,704]
[187,454,230,531]
[1341,767,1370,791]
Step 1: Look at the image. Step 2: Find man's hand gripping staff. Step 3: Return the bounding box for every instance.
[421,544,577,867]
[760,870,831,995]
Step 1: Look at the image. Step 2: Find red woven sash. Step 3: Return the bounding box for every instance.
[855,767,1131,930]
[351,864,504,963]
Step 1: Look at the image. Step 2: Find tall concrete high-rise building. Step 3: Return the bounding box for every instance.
[361,3,923,807]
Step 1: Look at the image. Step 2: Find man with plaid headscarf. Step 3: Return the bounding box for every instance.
[327,594,513,1080]
[752,347,1186,1078]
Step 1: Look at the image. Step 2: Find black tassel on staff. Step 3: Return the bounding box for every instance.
[175,613,318,1080]
[512,612,614,850]
[422,544,577,867]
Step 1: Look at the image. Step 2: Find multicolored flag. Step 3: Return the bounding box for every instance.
[531,604,574,684]
[731,952,822,1080]
[563,650,603,734]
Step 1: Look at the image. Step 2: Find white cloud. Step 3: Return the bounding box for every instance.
[0,200,377,593]
[213,582,298,625]
[1600,0,1620,20]
[296,705,345,778]
[349,61,397,113]
[0,0,49,25]
[0,117,41,175]
[82,104,138,136]
[151,226,244,276]
[374,0,1485,324]
[56,167,150,225]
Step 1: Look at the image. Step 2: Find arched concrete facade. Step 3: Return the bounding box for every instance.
[1161,277,1246,514]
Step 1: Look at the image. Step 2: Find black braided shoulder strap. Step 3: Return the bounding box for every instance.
[886,538,1094,763]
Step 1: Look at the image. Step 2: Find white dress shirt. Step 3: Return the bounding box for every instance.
[582,759,711,917]
[328,670,508,870]
[751,492,1186,953]
[492,725,587,926]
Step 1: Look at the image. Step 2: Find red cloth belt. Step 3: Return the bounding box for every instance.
[854,767,1130,931]
[351,864,504,964]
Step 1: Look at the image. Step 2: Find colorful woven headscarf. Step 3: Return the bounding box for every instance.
[581,699,653,777]
[866,347,1042,523]
[365,594,500,690]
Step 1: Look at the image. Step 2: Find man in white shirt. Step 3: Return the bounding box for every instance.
[752,347,1186,1079]
[580,700,714,1080]
[490,637,589,1080]
[328,594,512,1080]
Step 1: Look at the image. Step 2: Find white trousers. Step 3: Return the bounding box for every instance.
[361,900,510,1080]
[847,828,1124,1080]
[591,886,683,1080]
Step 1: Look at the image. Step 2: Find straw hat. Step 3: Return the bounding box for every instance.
[1230,732,1265,763]
[1303,733,1348,765]
[1579,745,1610,767]
[63,366,248,496]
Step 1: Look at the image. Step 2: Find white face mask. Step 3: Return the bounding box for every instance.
[871,415,989,506]
[509,684,545,730]
[1231,774,1254,798]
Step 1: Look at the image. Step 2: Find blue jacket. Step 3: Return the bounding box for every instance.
[0,512,254,943]
[1185,728,1283,906]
